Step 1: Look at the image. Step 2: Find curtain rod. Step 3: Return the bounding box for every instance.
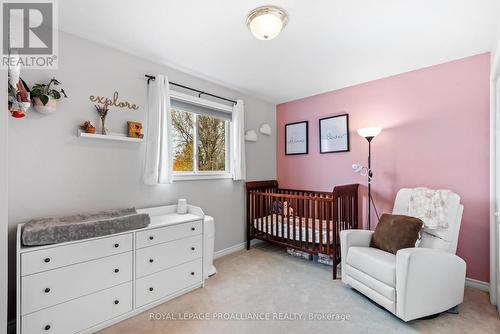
[145,75,237,105]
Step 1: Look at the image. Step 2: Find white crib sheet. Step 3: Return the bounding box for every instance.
[253,214,334,244]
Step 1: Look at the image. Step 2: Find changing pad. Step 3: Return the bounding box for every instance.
[22,208,150,246]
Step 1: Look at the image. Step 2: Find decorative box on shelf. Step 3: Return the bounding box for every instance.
[77,130,144,143]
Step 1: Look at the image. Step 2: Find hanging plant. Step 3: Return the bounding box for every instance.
[31,77,68,114]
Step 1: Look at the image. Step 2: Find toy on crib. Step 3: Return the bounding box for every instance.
[283,201,294,217]
[271,200,294,217]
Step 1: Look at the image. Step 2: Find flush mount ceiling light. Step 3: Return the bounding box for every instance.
[246,6,288,40]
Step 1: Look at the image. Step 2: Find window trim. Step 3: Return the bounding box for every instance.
[170,90,233,181]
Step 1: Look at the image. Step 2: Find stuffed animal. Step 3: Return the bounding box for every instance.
[283,201,294,217]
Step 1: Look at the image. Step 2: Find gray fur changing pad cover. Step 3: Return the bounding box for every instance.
[22,208,150,246]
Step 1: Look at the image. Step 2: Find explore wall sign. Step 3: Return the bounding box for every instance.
[89,91,139,110]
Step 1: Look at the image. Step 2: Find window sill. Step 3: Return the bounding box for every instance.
[173,173,233,181]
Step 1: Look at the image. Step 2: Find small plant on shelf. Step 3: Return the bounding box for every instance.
[31,77,68,114]
[79,121,96,134]
[94,105,109,135]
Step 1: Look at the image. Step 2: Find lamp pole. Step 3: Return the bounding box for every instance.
[366,136,374,230]
[357,127,381,230]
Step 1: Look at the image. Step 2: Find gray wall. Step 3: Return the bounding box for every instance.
[7,33,276,320]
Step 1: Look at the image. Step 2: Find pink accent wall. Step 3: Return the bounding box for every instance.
[277,53,490,282]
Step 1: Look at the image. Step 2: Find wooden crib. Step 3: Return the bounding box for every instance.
[246,180,359,279]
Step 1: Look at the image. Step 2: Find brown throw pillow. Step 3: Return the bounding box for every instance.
[370,214,423,254]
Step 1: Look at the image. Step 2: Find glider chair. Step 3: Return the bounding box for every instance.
[340,188,465,321]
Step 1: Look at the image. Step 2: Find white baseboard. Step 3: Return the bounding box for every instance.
[465,278,490,292]
[214,242,246,259]
[214,240,262,260]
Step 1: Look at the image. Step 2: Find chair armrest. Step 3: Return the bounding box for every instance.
[340,230,374,281]
[396,248,466,321]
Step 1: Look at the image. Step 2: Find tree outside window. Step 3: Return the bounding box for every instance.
[172,108,227,173]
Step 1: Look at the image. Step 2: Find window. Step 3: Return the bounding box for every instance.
[172,110,194,172]
[171,96,231,179]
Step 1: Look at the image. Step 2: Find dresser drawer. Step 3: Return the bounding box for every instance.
[22,281,132,334]
[136,220,202,249]
[22,251,132,315]
[136,235,202,278]
[135,258,202,308]
[21,233,133,276]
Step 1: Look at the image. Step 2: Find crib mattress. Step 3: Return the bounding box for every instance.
[253,214,334,244]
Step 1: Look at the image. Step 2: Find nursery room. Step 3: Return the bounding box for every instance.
[2,0,500,333]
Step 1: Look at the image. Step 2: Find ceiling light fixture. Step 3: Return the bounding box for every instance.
[246,6,288,41]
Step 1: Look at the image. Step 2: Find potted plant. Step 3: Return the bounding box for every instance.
[31,78,68,114]
[79,121,96,134]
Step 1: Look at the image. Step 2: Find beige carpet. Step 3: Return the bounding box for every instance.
[99,243,500,334]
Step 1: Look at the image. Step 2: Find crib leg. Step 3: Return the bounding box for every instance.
[332,263,338,280]
[246,223,251,250]
[246,230,252,250]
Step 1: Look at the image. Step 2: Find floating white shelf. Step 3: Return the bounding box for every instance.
[77,130,143,143]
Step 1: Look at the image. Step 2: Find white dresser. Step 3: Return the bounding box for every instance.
[16,204,205,334]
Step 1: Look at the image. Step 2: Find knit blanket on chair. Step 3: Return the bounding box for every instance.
[408,187,450,229]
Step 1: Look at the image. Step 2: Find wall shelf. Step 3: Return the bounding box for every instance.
[77,130,143,143]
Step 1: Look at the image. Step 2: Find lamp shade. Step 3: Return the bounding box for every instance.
[357,127,382,138]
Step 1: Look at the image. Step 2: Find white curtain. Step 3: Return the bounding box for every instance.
[143,74,173,185]
[231,99,246,180]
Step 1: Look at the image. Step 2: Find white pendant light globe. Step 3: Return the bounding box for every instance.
[247,6,288,40]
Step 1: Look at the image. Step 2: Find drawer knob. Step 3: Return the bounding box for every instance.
[149,287,154,292]
[191,247,195,251]
[191,272,195,276]
[44,324,51,331]
[114,300,119,305]
[191,227,195,231]
[114,268,120,273]
[44,257,51,263]
[149,259,154,263]
[149,236,154,240]
[44,288,51,293]
[114,243,120,248]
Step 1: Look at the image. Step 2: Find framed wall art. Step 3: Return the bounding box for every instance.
[319,114,349,153]
[285,121,308,155]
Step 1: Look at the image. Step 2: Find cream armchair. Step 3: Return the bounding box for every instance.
[340,188,466,321]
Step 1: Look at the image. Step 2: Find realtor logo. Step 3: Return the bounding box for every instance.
[1,0,58,68]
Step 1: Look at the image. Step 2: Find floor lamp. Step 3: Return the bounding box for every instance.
[356,127,382,230]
